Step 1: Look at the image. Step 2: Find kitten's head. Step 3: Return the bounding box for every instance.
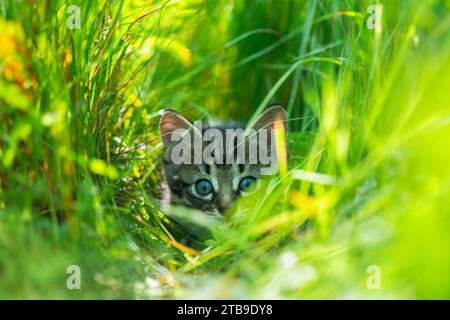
[159,106,287,217]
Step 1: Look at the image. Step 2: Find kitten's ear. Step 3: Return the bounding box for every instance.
[159,109,195,146]
[250,105,287,132]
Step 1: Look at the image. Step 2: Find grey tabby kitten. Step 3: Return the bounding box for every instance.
[159,105,287,218]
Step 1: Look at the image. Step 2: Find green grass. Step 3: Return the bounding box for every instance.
[1,0,450,299]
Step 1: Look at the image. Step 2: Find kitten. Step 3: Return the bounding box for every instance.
[159,105,287,218]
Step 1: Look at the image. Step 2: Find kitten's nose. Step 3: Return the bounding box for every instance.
[217,195,233,214]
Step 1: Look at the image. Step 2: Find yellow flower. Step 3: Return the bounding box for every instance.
[289,190,318,217]
[0,33,16,58]
[0,21,25,84]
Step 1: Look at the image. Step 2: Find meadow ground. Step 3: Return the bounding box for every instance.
[1,0,450,299]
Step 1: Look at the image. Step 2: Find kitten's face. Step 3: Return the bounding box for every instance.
[159,106,286,217]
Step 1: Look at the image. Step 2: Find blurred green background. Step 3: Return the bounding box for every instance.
[0,0,450,299]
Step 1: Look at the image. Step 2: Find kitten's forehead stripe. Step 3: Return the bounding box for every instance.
[232,163,240,190]
[210,163,219,192]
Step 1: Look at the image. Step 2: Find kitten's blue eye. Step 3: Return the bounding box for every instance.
[239,176,256,192]
[195,179,213,196]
